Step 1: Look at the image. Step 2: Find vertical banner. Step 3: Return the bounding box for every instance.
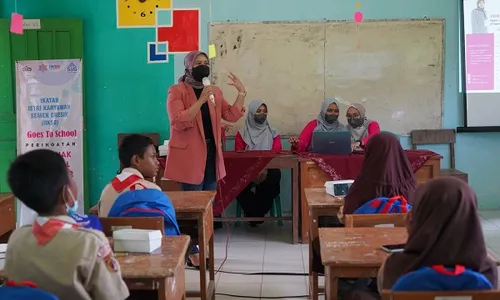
[16,59,84,226]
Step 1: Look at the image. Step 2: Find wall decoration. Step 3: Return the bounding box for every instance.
[147,41,169,63]
[116,0,172,28]
[156,9,200,53]
[116,0,200,63]
[146,8,200,63]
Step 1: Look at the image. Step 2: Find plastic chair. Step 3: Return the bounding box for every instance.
[235,195,283,226]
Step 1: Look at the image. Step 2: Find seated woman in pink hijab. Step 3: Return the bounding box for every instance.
[289,98,345,151]
[346,103,380,149]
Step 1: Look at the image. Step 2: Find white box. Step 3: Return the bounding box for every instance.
[159,140,169,156]
[112,229,163,253]
[325,180,354,197]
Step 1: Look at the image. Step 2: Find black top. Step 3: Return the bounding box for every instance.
[193,87,215,142]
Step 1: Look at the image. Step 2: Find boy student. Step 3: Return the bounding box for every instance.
[96,134,202,267]
[96,134,160,217]
[4,149,129,300]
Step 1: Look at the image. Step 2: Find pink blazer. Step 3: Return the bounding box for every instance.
[165,82,244,185]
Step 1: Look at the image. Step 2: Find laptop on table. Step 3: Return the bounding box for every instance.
[311,131,352,155]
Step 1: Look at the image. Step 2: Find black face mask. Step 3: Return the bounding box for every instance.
[348,117,364,128]
[324,114,338,124]
[191,65,210,82]
[254,114,267,124]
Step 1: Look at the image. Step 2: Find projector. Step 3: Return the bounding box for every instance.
[324,180,354,197]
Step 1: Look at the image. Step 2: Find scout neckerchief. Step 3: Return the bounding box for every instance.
[111,171,146,193]
[32,217,79,246]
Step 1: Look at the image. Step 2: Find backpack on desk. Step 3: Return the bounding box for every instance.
[0,280,58,299]
[108,189,181,236]
[392,265,493,291]
[354,195,411,214]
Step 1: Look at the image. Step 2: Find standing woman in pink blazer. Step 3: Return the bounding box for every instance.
[165,51,246,191]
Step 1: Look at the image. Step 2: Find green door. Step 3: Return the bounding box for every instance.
[0,19,85,205]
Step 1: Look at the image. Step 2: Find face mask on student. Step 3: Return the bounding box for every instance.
[325,114,338,124]
[348,117,364,128]
[254,114,267,124]
[192,65,210,82]
[65,187,79,216]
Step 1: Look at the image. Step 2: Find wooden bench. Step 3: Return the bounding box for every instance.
[382,290,500,300]
[411,129,468,182]
[344,214,406,228]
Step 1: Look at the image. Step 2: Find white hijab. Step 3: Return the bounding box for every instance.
[238,100,278,150]
[346,103,371,141]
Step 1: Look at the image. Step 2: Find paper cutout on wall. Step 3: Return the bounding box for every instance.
[116,0,172,28]
[156,9,200,53]
[144,8,200,63]
[148,41,169,63]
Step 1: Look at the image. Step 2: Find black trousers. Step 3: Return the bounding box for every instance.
[236,169,281,219]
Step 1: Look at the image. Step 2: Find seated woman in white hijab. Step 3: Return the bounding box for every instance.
[235,100,282,227]
[346,103,380,149]
[289,98,346,151]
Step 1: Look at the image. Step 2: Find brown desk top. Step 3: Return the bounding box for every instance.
[319,227,407,267]
[304,188,344,209]
[117,235,190,279]
[166,191,216,213]
[0,193,13,203]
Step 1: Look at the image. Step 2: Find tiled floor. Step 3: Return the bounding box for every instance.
[184,211,500,299]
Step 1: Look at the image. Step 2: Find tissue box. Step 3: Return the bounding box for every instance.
[159,140,169,157]
[325,180,354,197]
[112,229,162,253]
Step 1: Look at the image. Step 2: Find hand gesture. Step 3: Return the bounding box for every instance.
[351,141,361,152]
[254,170,268,184]
[199,86,213,104]
[221,123,233,132]
[227,72,245,92]
[289,136,299,149]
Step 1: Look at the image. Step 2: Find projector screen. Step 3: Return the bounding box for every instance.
[462,0,500,127]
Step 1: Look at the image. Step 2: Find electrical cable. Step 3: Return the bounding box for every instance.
[187,266,310,276]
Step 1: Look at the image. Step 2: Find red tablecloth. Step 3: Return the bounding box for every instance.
[159,150,439,216]
[296,150,439,181]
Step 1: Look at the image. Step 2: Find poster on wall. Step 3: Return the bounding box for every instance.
[16,59,84,226]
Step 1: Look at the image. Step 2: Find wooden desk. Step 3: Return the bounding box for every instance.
[0,194,15,243]
[118,236,190,300]
[168,191,216,300]
[319,227,407,300]
[305,188,344,300]
[299,155,441,243]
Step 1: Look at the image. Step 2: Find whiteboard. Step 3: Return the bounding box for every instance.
[209,20,444,136]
